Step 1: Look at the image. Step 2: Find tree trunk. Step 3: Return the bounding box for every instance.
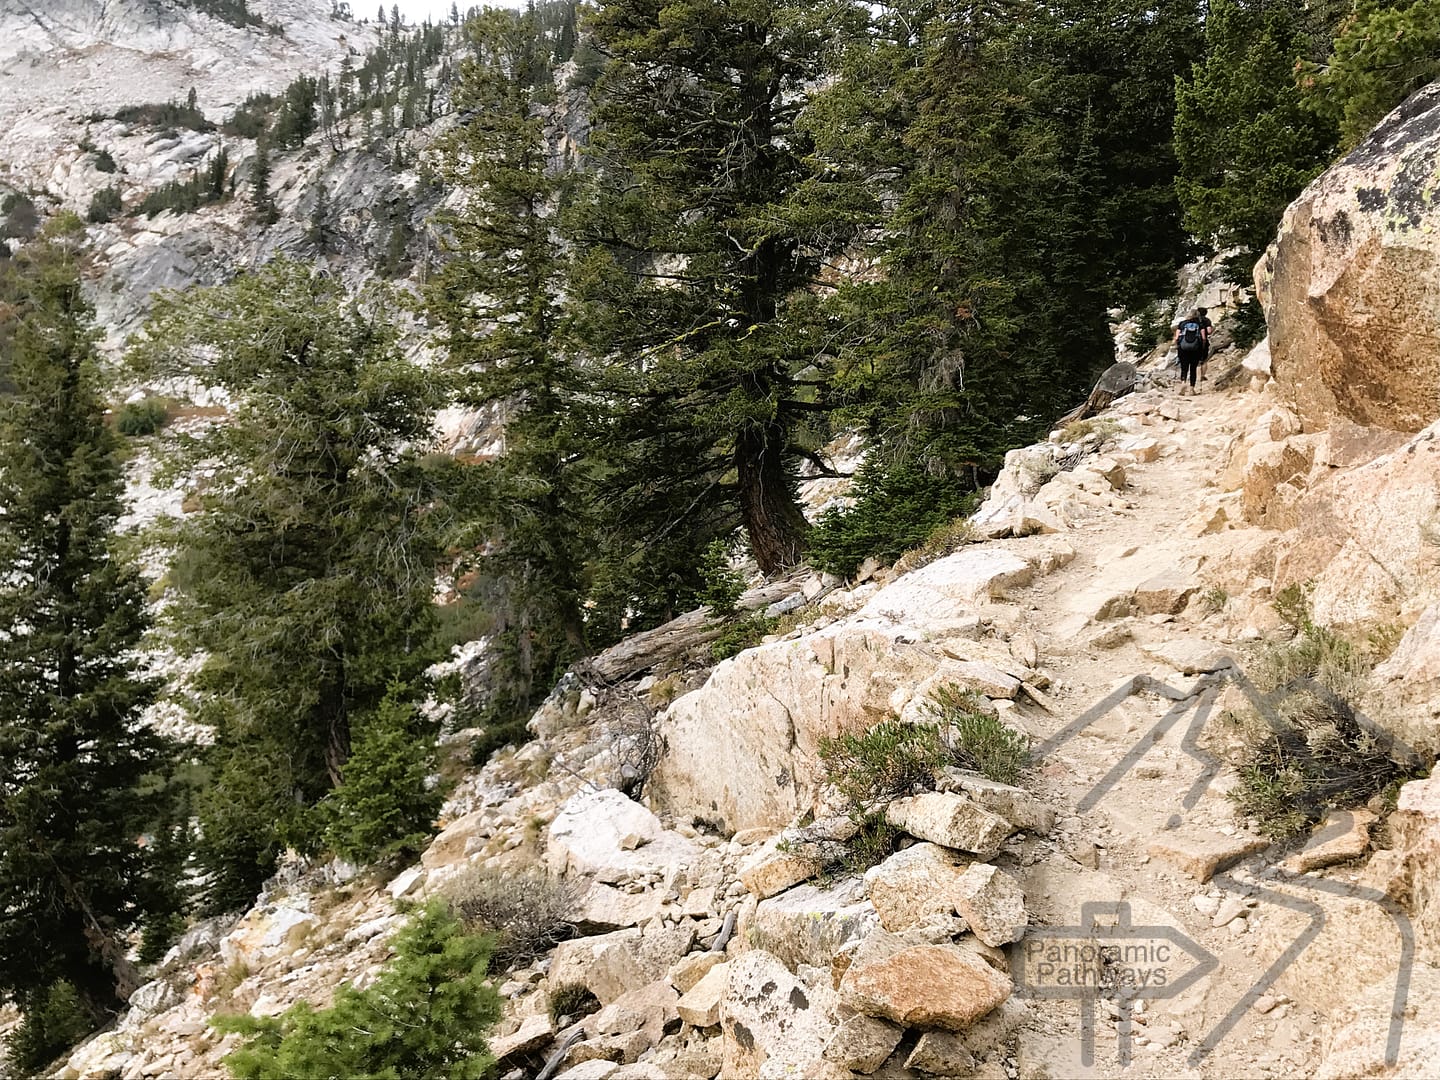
[735,420,808,575]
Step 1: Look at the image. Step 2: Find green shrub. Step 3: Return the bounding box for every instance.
[709,612,777,661]
[698,538,746,616]
[818,720,950,809]
[114,100,215,133]
[133,147,229,218]
[2,980,98,1077]
[1129,301,1169,353]
[215,901,501,1079]
[807,459,980,579]
[452,866,578,968]
[924,684,1031,784]
[1228,295,1267,352]
[115,397,170,435]
[315,691,443,864]
[1229,591,1420,839]
[86,186,123,224]
[93,149,119,174]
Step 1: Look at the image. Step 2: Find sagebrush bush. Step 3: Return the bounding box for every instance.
[1229,590,1419,839]
[895,517,976,573]
[1057,417,1122,446]
[925,685,1032,785]
[216,901,501,1080]
[548,984,600,1026]
[452,866,578,968]
[818,720,950,809]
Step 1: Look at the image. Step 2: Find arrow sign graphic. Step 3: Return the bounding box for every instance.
[1011,901,1217,1065]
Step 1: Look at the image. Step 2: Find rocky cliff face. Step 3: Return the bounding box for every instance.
[1257,82,1440,434]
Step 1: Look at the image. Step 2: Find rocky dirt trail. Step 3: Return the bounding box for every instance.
[981,375,1419,1079]
[50,362,1438,1080]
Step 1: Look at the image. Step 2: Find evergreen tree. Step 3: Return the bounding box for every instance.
[428,6,591,719]
[0,223,176,1042]
[808,1,1110,486]
[250,139,278,225]
[217,901,500,1079]
[1302,0,1440,148]
[131,262,456,910]
[569,0,869,575]
[1174,0,1337,275]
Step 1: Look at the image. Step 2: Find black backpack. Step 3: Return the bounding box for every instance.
[1178,319,1203,352]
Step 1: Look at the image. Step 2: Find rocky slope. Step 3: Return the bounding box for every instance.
[18,13,1440,1080]
[54,333,1440,1079]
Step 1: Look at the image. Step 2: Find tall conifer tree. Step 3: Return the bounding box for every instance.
[132,262,454,911]
[427,6,592,716]
[569,0,868,575]
[0,223,174,1035]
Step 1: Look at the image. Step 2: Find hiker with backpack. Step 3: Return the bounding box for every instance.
[1174,309,1208,395]
[1196,306,1214,381]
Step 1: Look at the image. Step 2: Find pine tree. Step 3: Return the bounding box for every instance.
[1302,0,1440,148]
[1174,0,1337,275]
[130,262,456,910]
[250,139,278,225]
[428,6,591,718]
[569,0,869,575]
[0,222,176,1045]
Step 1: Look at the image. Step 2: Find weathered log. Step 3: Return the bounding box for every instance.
[1056,361,1139,428]
[577,576,806,684]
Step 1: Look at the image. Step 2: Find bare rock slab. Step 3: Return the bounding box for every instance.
[952,864,1027,947]
[937,770,1055,835]
[551,924,696,1004]
[822,1014,905,1074]
[593,980,680,1042]
[491,1012,556,1063]
[720,951,833,1077]
[863,843,970,933]
[548,788,701,883]
[1134,574,1201,616]
[1138,638,1233,675]
[738,840,823,899]
[840,943,1012,1031]
[676,961,730,1028]
[885,792,1014,858]
[1284,809,1377,873]
[749,876,878,970]
[668,951,724,995]
[1148,829,1269,883]
[947,659,1022,699]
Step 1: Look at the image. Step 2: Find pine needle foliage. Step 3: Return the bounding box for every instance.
[0,224,178,1034]
[216,901,502,1080]
[130,261,459,911]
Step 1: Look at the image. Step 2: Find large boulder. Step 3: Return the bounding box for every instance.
[748,877,879,970]
[1257,81,1440,434]
[547,788,701,883]
[719,951,835,1077]
[839,943,1012,1031]
[1269,419,1440,627]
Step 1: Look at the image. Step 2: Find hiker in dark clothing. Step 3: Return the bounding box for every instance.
[1174,309,1206,395]
[1196,306,1214,381]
